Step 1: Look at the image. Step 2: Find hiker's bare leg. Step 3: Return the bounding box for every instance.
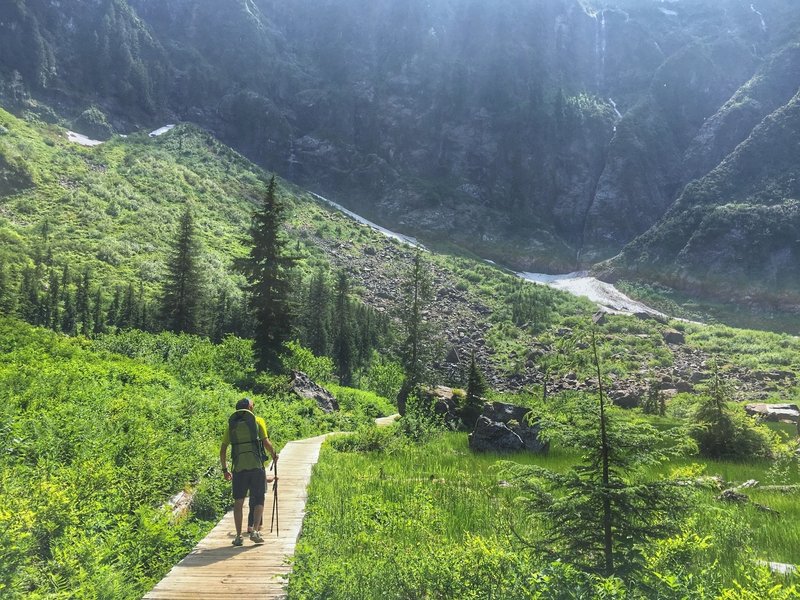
[252,503,265,532]
[233,498,246,535]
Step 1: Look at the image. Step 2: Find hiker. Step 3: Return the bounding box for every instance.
[220,397,278,546]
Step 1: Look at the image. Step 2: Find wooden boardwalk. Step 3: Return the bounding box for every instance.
[144,415,398,600]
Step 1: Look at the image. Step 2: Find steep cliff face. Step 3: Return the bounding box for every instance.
[1,0,798,284]
[602,85,800,305]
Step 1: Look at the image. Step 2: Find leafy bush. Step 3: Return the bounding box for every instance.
[281,340,335,382]
[325,383,395,419]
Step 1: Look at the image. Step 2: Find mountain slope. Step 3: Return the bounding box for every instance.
[2,0,799,280]
[601,86,800,307]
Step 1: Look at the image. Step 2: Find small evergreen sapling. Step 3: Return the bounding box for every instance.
[503,328,695,577]
[462,352,487,428]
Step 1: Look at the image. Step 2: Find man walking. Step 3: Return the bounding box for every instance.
[220,397,277,546]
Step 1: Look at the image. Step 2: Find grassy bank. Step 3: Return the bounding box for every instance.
[289,429,800,599]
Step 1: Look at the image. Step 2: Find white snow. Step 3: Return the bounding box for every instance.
[659,7,678,16]
[149,124,176,137]
[517,271,668,317]
[66,131,104,147]
[311,193,426,250]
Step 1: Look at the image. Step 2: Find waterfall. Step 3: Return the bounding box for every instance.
[750,4,767,32]
[608,98,622,119]
[595,10,607,91]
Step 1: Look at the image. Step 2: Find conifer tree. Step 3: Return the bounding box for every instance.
[92,288,105,335]
[503,328,692,577]
[161,206,202,333]
[119,283,136,329]
[18,266,42,325]
[0,265,11,314]
[45,267,60,330]
[107,287,122,329]
[76,269,92,335]
[397,250,434,414]
[240,176,295,371]
[332,270,355,386]
[463,352,487,428]
[61,286,77,335]
[303,268,331,357]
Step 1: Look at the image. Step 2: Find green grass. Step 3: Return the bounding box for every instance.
[0,317,375,599]
[290,429,800,598]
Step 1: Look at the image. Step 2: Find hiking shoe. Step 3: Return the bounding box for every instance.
[249,531,265,544]
[232,535,243,547]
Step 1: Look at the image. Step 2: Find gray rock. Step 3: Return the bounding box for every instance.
[469,416,525,452]
[745,403,800,424]
[469,402,548,453]
[662,329,685,345]
[289,370,339,413]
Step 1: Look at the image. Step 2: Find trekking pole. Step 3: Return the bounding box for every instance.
[269,460,279,535]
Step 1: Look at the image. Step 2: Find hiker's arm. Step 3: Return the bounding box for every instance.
[220,443,232,480]
[263,437,277,463]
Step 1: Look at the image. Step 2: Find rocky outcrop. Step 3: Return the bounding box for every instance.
[469,402,548,453]
[288,371,339,413]
[745,403,800,424]
[425,385,462,428]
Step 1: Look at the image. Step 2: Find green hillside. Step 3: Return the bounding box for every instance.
[2,107,800,598]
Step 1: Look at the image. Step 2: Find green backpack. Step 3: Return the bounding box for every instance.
[228,409,267,468]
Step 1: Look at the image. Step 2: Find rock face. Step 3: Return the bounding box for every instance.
[3,0,800,286]
[469,402,548,453]
[288,371,339,413]
[745,403,800,424]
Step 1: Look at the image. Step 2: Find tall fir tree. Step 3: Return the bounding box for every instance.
[160,206,203,333]
[18,265,42,325]
[107,287,122,329]
[92,288,105,335]
[397,250,434,415]
[332,270,355,386]
[240,176,295,371]
[76,269,92,335]
[303,268,331,357]
[45,267,60,330]
[61,286,77,335]
[0,264,10,314]
[119,283,136,329]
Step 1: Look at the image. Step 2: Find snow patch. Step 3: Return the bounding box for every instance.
[311,193,426,250]
[659,7,678,16]
[66,131,104,147]
[149,124,175,137]
[517,271,668,317]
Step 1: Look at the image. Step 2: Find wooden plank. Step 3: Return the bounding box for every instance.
[144,416,398,600]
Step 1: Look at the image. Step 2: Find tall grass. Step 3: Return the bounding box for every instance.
[289,430,800,598]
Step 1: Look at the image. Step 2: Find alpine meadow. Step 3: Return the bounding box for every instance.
[1,1,800,599]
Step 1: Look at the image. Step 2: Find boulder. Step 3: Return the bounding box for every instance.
[423,385,461,426]
[662,329,686,345]
[745,403,800,424]
[289,370,339,413]
[469,416,525,452]
[469,402,548,453]
[609,389,639,409]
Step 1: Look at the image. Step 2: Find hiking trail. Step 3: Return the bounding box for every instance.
[144,414,399,599]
